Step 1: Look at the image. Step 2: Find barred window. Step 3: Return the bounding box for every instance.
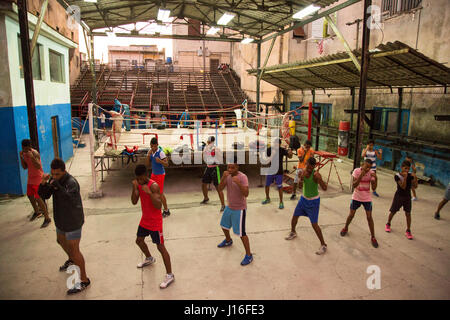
[381,0,422,18]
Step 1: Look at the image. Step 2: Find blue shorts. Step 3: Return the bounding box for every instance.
[266,174,283,189]
[293,196,320,224]
[220,206,247,237]
[350,200,373,211]
[56,227,82,241]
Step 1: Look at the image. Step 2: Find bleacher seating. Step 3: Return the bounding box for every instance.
[71,64,254,118]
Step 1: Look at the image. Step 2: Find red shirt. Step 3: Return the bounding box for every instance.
[23,150,43,185]
[138,180,162,231]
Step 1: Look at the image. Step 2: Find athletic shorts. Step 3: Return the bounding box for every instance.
[265,174,283,189]
[350,200,373,211]
[445,184,450,201]
[293,168,305,184]
[293,196,320,224]
[390,195,412,213]
[27,184,40,199]
[56,227,82,241]
[151,173,165,194]
[202,166,219,186]
[137,225,164,245]
[220,206,247,237]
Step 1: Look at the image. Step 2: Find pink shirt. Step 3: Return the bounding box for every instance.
[352,167,375,202]
[23,150,43,186]
[226,172,248,210]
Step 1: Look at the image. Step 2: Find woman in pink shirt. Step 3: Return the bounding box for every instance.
[20,139,51,228]
[340,159,378,248]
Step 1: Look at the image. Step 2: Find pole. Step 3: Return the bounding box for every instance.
[353,0,372,170]
[88,103,103,198]
[90,34,97,104]
[256,42,261,111]
[349,87,355,158]
[17,0,39,151]
[308,101,313,140]
[30,0,48,57]
[203,40,206,87]
[397,87,403,134]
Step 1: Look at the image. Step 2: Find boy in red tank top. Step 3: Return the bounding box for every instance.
[20,139,51,228]
[131,164,174,289]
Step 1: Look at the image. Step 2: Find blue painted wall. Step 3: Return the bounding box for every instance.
[0,107,21,194]
[0,104,73,195]
[375,139,449,187]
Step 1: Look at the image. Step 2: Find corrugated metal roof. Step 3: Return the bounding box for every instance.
[248,41,450,89]
[57,0,339,38]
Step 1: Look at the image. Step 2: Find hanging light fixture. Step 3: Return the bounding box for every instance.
[293,5,320,20]
[241,38,254,44]
[157,9,171,22]
[207,27,220,35]
[217,13,235,25]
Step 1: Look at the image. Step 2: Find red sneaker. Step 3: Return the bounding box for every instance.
[405,230,413,240]
[385,223,391,233]
[371,237,379,248]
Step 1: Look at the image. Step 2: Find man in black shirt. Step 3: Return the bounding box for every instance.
[262,139,293,209]
[385,160,418,240]
[38,158,90,295]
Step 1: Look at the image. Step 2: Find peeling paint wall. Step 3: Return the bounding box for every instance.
[11,0,80,85]
[231,0,450,186]
[0,13,73,195]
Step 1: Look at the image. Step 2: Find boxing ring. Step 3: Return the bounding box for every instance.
[93,126,268,182]
[84,101,344,197]
[89,101,292,183]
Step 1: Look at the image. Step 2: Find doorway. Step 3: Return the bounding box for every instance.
[210,59,219,72]
[51,116,60,159]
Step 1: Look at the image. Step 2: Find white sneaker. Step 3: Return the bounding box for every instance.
[316,245,327,255]
[137,256,156,268]
[160,273,175,289]
[412,197,417,201]
[285,231,297,240]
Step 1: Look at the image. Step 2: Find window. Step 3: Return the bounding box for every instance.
[49,49,65,83]
[290,102,303,120]
[312,103,332,126]
[381,0,422,18]
[293,27,306,40]
[373,107,410,135]
[188,19,201,37]
[17,35,42,80]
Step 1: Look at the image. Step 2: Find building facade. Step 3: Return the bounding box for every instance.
[108,45,166,68]
[172,20,231,71]
[0,0,77,195]
[232,0,450,185]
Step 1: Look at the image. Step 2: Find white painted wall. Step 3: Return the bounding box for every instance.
[5,15,71,107]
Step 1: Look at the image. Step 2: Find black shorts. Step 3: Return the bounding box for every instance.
[202,166,219,186]
[390,195,412,213]
[137,226,164,245]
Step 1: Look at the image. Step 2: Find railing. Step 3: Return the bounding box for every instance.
[81,62,243,74]
[381,0,422,17]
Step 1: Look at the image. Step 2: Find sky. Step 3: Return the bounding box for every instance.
[78,22,174,63]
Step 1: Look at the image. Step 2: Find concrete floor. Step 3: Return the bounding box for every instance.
[0,134,449,300]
